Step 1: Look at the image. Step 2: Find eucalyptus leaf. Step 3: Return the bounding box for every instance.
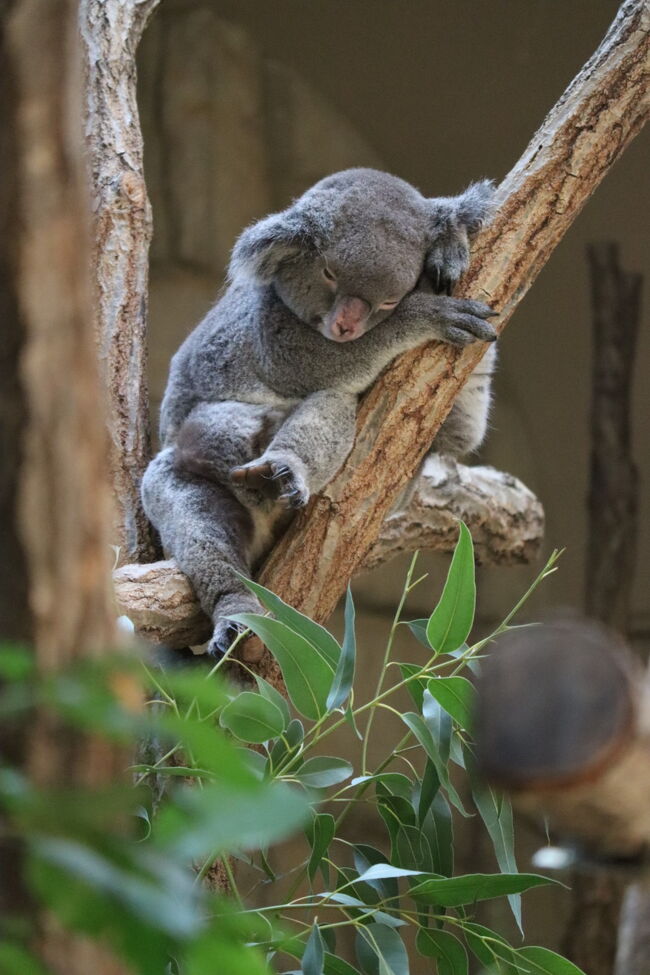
[327,586,356,710]
[426,522,476,654]
[517,946,588,974]
[231,614,336,720]
[295,757,353,789]
[255,674,291,728]
[356,923,409,975]
[426,676,476,730]
[410,872,555,907]
[236,576,340,667]
[302,923,325,975]
[307,813,336,881]
[415,928,468,975]
[220,691,286,743]
[399,712,467,816]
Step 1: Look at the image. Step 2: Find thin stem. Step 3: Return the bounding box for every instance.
[361,552,419,773]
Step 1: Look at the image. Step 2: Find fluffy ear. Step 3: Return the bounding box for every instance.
[228,209,316,283]
[429,179,497,236]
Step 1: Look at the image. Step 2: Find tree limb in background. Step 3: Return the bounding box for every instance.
[113,459,544,649]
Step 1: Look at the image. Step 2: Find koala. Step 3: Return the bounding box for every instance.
[141,168,497,657]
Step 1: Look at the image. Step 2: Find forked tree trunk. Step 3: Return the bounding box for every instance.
[0,1,126,971]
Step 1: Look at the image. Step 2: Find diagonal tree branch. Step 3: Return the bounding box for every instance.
[258,0,649,628]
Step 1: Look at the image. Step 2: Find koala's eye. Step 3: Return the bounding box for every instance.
[322,267,336,283]
[378,298,400,310]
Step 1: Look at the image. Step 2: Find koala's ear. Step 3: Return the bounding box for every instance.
[429,179,497,237]
[228,209,316,283]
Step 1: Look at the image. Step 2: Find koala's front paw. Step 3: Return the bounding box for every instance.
[438,298,498,346]
[230,455,310,509]
[209,619,265,662]
[425,230,470,297]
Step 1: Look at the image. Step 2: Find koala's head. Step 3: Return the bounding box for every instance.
[229,169,493,343]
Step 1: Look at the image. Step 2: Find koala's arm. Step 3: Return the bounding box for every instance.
[231,389,358,508]
[361,292,497,371]
[425,180,496,295]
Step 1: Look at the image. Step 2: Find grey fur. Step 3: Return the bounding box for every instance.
[142,168,497,656]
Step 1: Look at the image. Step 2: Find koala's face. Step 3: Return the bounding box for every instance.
[230,168,493,343]
[273,226,425,343]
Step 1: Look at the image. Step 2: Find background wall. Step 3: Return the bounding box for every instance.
[137,0,649,961]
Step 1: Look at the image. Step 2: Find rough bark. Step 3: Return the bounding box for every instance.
[1,1,126,970]
[113,458,544,648]
[563,244,643,975]
[257,0,649,633]
[79,0,161,565]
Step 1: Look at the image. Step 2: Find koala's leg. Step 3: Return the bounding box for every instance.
[141,447,274,657]
[231,390,358,508]
[174,400,285,508]
[432,344,496,457]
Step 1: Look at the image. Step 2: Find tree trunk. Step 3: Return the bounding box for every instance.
[79,0,161,565]
[562,244,643,974]
[0,1,126,971]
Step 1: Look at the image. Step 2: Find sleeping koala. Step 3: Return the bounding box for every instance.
[142,168,497,656]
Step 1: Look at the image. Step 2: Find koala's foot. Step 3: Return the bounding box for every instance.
[438,299,498,346]
[209,619,265,663]
[230,456,309,509]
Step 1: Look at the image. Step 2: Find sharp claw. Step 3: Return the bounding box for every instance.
[431,266,441,292]
[445,279,453,297]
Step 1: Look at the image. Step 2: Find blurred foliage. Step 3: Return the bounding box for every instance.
[0,526,582,974]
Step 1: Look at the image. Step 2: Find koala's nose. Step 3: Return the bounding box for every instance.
[331,296,370,341]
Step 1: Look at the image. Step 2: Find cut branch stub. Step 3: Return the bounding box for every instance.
[258,0,649,625]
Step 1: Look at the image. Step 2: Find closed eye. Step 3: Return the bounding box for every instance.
[322,266,336,283]
[378,298,400,310]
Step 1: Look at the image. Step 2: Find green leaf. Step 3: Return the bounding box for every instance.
[307,813,336,881]
[236,576,341,667]
[356,863,422,883]
[154,779,309,858]
[321,893,406,928]
[416,759,440,824]
[231,614,336,720]
[426,522,476,654]
[410,872,555,907]
[415,929,468,975]
[220,691,286,743]
[422,794,453,877]
[354,845,399,903]
[255,674,291,728]
[0,644,34,680]
[464,744,520,932]
[270,718,304,769]
[324,955,363,975]
[393,826,433,873]
[426,677,476,730]
[404,619,430,648]
[327,586,356,710]
[295,756,353,789]
[517,946,588,974]
[398,663,427,710]
[356,923,409,975]
[302,923,325,975]
[422,689,451,767]
[0,944,48,975]
[399,713,467,816]
[462,923,521,971]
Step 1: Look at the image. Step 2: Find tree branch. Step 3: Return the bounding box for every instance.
[258,0,649,627]
[114,459,543,648]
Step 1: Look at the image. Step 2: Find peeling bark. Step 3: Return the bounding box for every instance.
[114,459,543,648]
[258,0,649,630]
[79,0,161,564]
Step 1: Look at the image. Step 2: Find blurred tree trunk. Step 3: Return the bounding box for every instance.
[0,0,126,971]
[561,244,643,974]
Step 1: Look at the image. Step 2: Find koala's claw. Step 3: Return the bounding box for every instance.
[440,299,498,345]
[230,459,309,508]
